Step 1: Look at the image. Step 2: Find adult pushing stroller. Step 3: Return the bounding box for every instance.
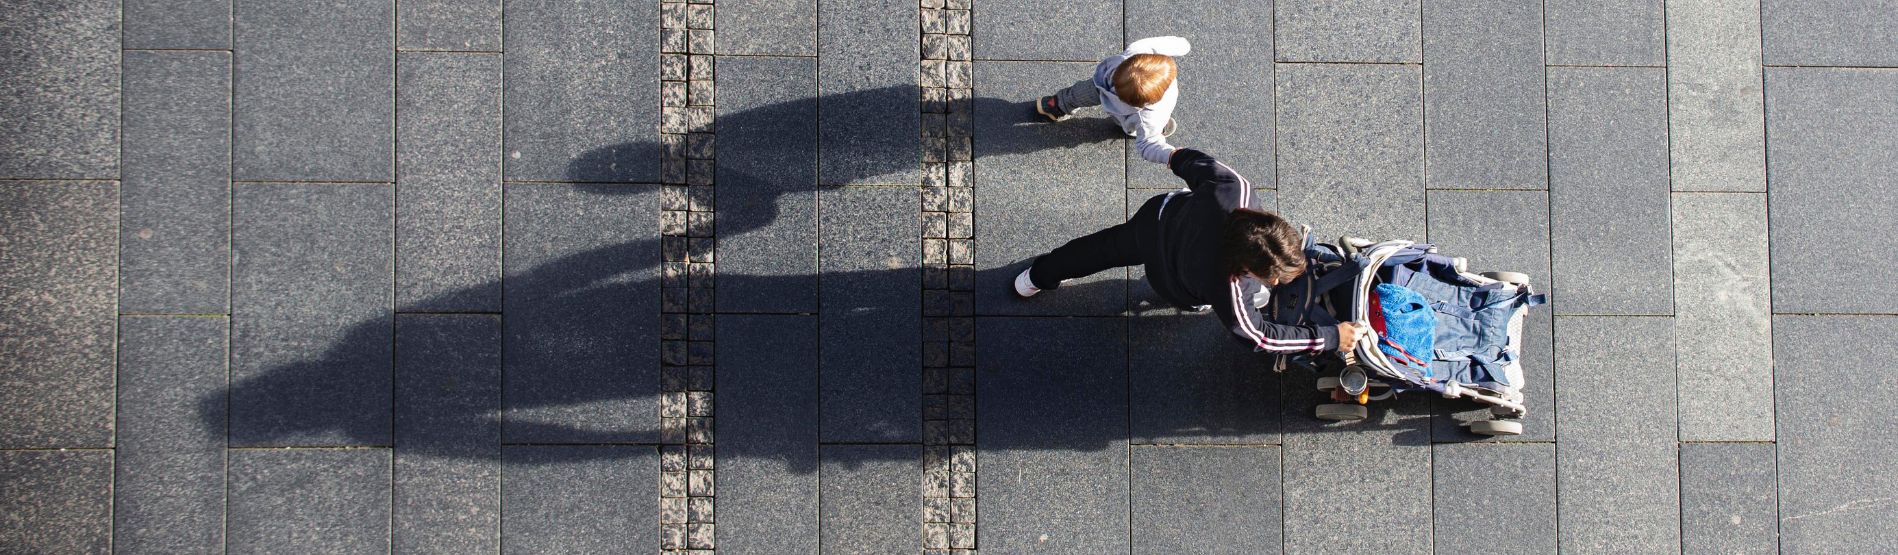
[1262,230,1547,436]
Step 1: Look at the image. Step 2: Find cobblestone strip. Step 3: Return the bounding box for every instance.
[920,0,976,551]
[660,0,717,552]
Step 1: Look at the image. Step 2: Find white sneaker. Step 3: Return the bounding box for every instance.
[1013,268,1042,298]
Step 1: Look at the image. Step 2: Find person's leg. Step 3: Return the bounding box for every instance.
[1025,218,1142,291]
[1038,78,1101,121]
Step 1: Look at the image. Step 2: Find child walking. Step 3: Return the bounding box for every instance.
[1013,148,1367,354]
[1037,35,1191,165]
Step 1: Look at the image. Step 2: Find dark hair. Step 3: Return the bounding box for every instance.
[1221,208,1306,282]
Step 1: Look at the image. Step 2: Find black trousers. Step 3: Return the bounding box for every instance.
[1028,193,1166,290]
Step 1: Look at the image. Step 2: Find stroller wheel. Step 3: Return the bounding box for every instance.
[1316,376,1340,392]
[1469,419,1523,436]
[1480,271,1531,286]
[1316,404,1367,421]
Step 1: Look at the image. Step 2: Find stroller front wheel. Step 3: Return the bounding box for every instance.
[1469,419,1524,436]
[1315,403,1368,421]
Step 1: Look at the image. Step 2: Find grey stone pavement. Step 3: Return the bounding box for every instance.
[4,0,1898,553]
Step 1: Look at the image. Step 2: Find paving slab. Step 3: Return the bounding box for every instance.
[122,51,232,314]
[116,317,227,554]
[974,61,1130,317]
[1276,63,1425,241]
[821,445,922,553]
[231,183,393,447]
[397,52,503,312]
[1275,0,1421,63]
[978,317,1129,553]
[228,449,392,554]
[395,314,501,554]
[1765,67,1898,314]
[501,184,659,443]
[1554,316,1679,554]
[718,314,821,553]
[1545,0,1665,66]
[974,0,1117,61]
[1279,365,1434,555]
[819,0,920,186]
[126,0,231,49]
[0,181,117,449]
[0,0,118,179]
[717,55,821,314]
[500,446,657,554]
[1424,190,1555,442]
[400,0,500,51]
[1762,0,1898,67]
[1129,312,1280,445]
[1668,0,1766,192]
[819,187,921,443]
[1431,443,1558,555]
[504,0,659,182]
[1674,193,1772,441]
[1680,442,1779,555]
[1131,446,1282,553]
[1774,315,1898,553]
[234,0,393,181]
[718,0,816,56]
[0,450,112,554]
[1423,0,1547,190]
[1125,0,1274,188]
[1547,67,1673,316]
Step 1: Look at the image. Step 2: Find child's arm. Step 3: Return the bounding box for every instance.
[1132,113,1178,164]
[1215,277,1342,354]
[1125,36,1192,57]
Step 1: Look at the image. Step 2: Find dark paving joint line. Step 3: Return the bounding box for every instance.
[920,0,977,550]
[658,0,718,551]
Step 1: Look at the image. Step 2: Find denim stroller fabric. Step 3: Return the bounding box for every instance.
[1373,283,1435,376]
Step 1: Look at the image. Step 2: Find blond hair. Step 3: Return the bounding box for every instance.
[1112,53,1177,107]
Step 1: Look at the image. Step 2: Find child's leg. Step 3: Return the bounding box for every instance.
[1027,218,1141,290]
[1053,78,1103,112]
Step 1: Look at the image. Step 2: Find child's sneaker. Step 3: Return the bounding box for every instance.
[1035,95,1071,122]
[1162,117,1178,137]
[1013,268,1042,297]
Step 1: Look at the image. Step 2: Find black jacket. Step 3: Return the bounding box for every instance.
[1144,149,1342,354]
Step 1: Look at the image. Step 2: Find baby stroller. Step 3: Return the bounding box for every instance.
[1263,231,1547,436]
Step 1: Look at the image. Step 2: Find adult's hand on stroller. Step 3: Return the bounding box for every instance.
[1336,321,1369,351]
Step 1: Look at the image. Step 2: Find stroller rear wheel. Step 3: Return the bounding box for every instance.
[1469,419,1523,436]
[1316,403,1367,421]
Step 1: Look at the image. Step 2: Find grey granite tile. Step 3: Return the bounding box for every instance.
[1276,63,1425,241]
[1279,365,1433,554]
[1765,68,1898,314]
[718,315,820,553]
[0,0,118,179]
[116,317,227,554]
[1431,443,1558,555]
[1545,0,1665,66]
[717,55,820,314]
[230,183,393,447]
[233,0,394,181]
[500,446,656,554]
[820,188,921,443]
[1125,0,1274,188]
[973,61,1130,317]
[399,0,500,51]
[974,0,1118,61]
[502,184,659,443]
[503,0,659,182]
[395,314,501,554]
[122,50,232,314]
[1547,67,1673,316]
[978,317,1129,552]
[718,0,816,56]
[1423,0,1547,190]
[1674,193,1772,441]
[1680,443,1778,555]
[126,0,232,49]
[1773,315,1898,553]
[397,53,503,312]
[1668,0,1766,192]
[1762,0,1898,66]
[0,181,116,448]
[1275,0,1421,63]
[820,0,920,186]
[0,450,112,554]
[1131,446,1282,553]
[821,445,922,553]
[1129,313,1280,445]
[1555,316,1680,554]
[228,449,393,554]
[1423,190,1555,442]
